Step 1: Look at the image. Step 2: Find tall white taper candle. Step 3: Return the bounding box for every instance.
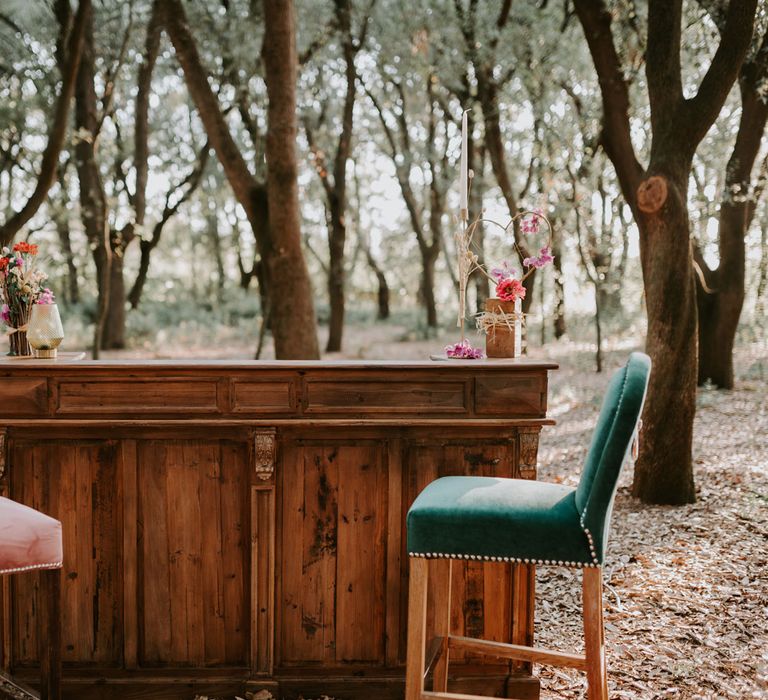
[459,109,468,219]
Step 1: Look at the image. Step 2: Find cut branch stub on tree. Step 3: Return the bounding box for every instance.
[637,176,669,214]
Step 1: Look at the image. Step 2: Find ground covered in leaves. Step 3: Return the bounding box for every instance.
[533,342,767,699]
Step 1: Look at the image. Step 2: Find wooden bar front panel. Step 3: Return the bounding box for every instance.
[0,359,555,699]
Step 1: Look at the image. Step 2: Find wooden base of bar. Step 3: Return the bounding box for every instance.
[0,358,556,699]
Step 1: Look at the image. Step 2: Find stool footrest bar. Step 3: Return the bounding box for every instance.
[448,634,587,670]
[422,692,500,700]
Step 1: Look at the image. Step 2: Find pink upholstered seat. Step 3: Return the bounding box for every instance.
[0,497,62,575]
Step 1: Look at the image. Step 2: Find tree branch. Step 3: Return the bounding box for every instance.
[645,0,684,133]
[683,0,758,149]
[159,0,260,222]
[0,0,91,245]
[573,0,644,208]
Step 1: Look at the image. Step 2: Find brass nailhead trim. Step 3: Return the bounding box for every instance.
[407,552,597,568]
[0,561,63,575]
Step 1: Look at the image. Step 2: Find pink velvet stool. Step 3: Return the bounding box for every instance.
[0,496,63,700]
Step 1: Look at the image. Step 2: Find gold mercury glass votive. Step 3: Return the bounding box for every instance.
[27,303,65,359]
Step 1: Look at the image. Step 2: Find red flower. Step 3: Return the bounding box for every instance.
[0,258,7,270]
[496,278,526,302]
[12,242,38,255]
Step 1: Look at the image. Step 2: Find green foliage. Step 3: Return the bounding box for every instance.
[0,0,765,356]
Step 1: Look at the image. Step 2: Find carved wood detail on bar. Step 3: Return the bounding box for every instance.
[253,428,277,482]
[0,358,556,700]
[518,427,541,480]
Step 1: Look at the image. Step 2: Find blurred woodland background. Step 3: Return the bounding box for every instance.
[0,0,767,508]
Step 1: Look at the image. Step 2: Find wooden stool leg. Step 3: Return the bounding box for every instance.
[582,566,608,700]
[39,569,62,700]
[432,558,452,692]
[405,557,429,700]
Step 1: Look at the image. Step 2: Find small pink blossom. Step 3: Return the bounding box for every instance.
[520,209,544,234]
[1,304,10,325]
[37,288,55,304]
[445,339,484,359]
[490,260,518,282]
[523,246,554,269]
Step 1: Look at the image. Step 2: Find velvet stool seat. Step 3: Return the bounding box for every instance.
[0,496,63,700]
[405,352,651,700]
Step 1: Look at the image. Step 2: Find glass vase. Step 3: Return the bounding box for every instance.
[27,303,64,359]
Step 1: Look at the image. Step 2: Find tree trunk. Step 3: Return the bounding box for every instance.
[102,254,126,349]
[261,0,320,359]
[756,221,767,320]
[420,245,439,329]
[73,8,110,358]
[129,240,152,309]
[696,74,766,388]
[325,195,347,352]
[593,280,603,373]
[364,248,389,320]
[552,228,565,339]
[162,0,317,357]
[54,205,80,305]
[574,0,756,506]
[632,173,697,504]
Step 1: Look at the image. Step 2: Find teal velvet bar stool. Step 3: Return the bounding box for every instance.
[405,352,651,700]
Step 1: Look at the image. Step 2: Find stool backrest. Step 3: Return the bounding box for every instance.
[574,352,651,563]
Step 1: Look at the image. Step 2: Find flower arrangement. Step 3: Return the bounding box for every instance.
[471,209,556,358]
[1,243,53,356]
[447,108,555,360]
[487,209,554,303]
[445,338,485,359]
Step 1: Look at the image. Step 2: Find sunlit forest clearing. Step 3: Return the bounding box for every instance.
[0,0,766,699]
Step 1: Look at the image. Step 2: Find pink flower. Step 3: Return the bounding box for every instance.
[496,278,526,302]
[523,246,554,269]
[37,288,55,305]
[520,209,544,234]
[490,260,518,282]
[1,304,9,325]
[445,339,484,359]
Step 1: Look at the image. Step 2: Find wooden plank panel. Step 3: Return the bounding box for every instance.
[168,444,204,664]
[305,381,466,414]
[474,375,546,416]
[121,441,138,669]
[138,443,172,665]
[12,441,121,666]
[0,379,47,416]
[200,444,226,664]
[231,380,294,413]
[138,440,249,668]
[90,442,121,662]
[384,438,403,666]
[278,445,306,663]
[281,446,339,663]
[220,442,248,666]
[252,487,275,673]
[335,446,387,662]
[57,381,218,414]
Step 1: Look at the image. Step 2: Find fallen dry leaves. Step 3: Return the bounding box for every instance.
[534,342,767,699]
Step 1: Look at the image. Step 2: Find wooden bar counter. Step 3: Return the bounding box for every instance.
[0,357,557,699]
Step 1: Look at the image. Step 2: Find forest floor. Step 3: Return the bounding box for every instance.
[107,321,767,699]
